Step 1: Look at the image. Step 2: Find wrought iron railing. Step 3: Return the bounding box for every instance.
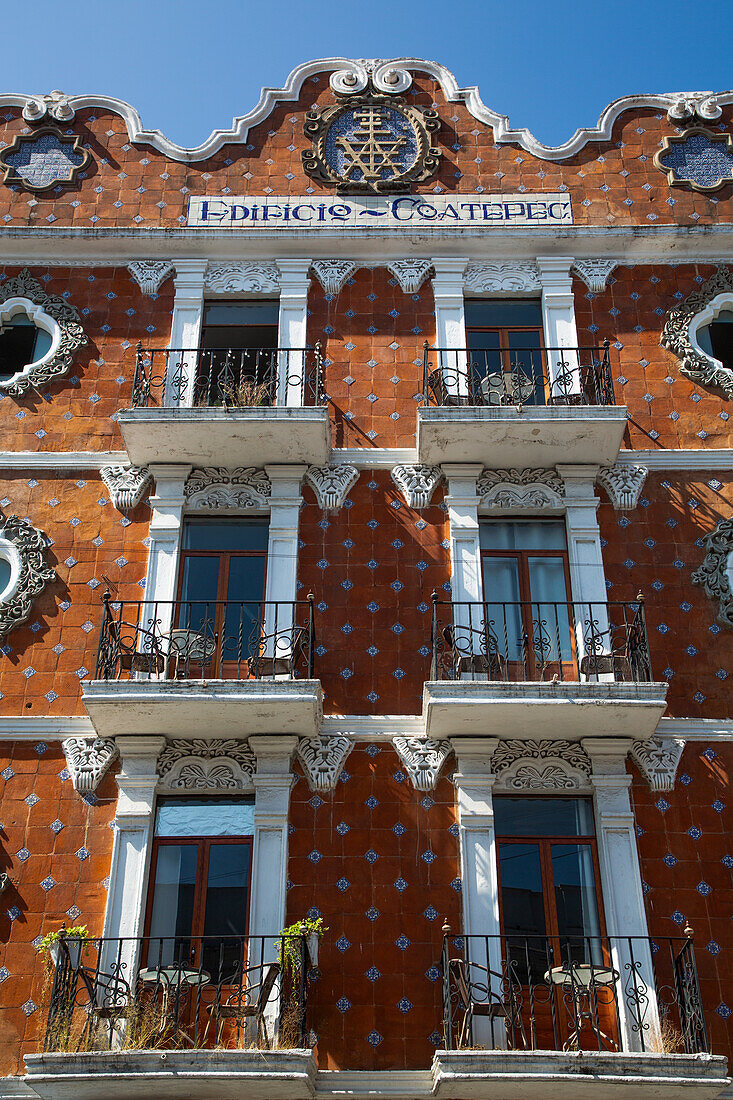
[422,342,615,407]
[44,932,310,1052]
[442,928,709,1054]
[94,592,316,681]
[130,344,324,409]
[430,594,652,683]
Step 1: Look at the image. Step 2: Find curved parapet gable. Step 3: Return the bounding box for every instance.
[1,61,732,164]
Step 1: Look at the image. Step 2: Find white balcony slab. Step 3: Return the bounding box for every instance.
[82,678,322,740]
[118,406,330,467]
[417,405,628,467]
[432,1050,729,1100]
[422,680,668,742]
[23,1049,316,1100]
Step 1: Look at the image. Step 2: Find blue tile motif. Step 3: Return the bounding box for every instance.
[659,132,733,189]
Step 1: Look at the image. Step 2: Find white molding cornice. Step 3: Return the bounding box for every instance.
[3,71,732,163]
[0,717,94,741]
[0,452,128,470]
[657,718,733,740]
[616,449,733,471]
[321,715,424,740]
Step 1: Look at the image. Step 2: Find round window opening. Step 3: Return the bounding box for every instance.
[0,539,19,603]
[0,299,56,385]
[697,308,733,371]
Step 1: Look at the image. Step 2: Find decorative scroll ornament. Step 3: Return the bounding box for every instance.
[0,269,87,395]
[667,93,722,123]
[127,261,175,297]
[310,260,359,295]
[205,262,280,294]
[330,60,414,96]
[304,465,359,511]
[62,737,119,793]
[100,465,152,514]
[22,91,76,124]
[464,262,541,294]
[654,127,733,193]
[661,266,733,397]
[0,515,55,640]
[185,467,271,510]
[0,127,91,192]
[629,737,685,792]
[302,75,441,194]
[158,739,256,791]
[386,260,433,294]
[491,739,592,792]
[571,260,617,294]
[596,464,648,511]
[391,464,442,509]
[392,736,453,791]
[297,735,353,791]
[692,517,733,628]
[477,468,564,512]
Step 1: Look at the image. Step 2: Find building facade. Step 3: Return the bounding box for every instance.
[0,57,731,1099]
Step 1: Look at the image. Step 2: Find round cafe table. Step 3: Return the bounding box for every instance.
[545,963,619,1051]
[138,965,211,1042]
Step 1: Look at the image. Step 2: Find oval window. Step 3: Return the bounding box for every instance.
[697,308,733,370]
[0,303,54,383]
[0,551,13,601]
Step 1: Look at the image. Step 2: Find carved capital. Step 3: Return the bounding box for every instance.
[571,259,617,293]
[629,737,685,791]
[204,262,280,294]
[185,467,271,510]
[391,464,442,509]
[297,735,353,791]
[100,464,152,514]
[157,739,256,791]
[310,260,359,295]
[386,260,433,294]
[0,515,55,640]
[491,739,592,792]
[392,736,452,791]
[464,261,540,294]
[127,261,175,296]
[596,464,648,511]
[304,465,359,511]
[692,516,733,628]
[62,737,119,793]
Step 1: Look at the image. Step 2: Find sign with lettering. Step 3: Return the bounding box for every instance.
[187,193,573,229]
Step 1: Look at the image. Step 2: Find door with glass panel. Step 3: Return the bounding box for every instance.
[197,300,279,406]
[175,518,269,678]
[480,520,576,680]
[145,798,254,982]
[494,797,616,1049]
[465,299,546,406]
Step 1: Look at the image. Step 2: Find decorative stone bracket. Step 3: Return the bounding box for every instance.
[304,465,359,511]
[596,464,648,511]
[62,737,119,793]
[392,736,453,791]
[100,464,153,514]
[0,515,55,640]
[127,261,175,297]
[391,465,442,509]
[386,260,433,294]
[571,260,617,293]
[310,260,358,295]
[692,516,733,628]
[296,735,353,791]
[629,737,685,791]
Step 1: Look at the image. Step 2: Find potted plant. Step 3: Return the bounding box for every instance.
[36,925,89,970]
[279,916,327,971]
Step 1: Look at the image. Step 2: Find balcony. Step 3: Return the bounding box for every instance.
[117,345,330,467]
[416,343,628,467]
[422,595,667,741]
[81,594,322,740]
[25,932,316,1100]
[434,929,727,1100]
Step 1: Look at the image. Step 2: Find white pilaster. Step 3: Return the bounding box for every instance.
[102,736,165,976]
[276,260,312,405]
[144,464,191,640]
[263,465,306,649]
[443,466,483,643]
[583,737,662,1053]
[248,735,297,939]
[450,737,503,1045]
[432,259,469,397]
[168,260,207,407]
[537,257,580,398]
[558,465,610,669]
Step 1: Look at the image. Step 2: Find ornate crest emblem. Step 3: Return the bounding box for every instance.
[654,126,733,193]
[302,78,441,193]
[0,126,91,192]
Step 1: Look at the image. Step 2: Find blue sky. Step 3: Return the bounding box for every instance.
[2,0,730,150]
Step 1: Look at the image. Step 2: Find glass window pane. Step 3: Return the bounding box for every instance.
[203,301,279,326]
[203,844,251,938]
[465,299,543,328]
[183,519,269,553]
[180,555,220,604]
[223,555,267,662]
[499,841,549,980]
[155,798,255,837]
[527,556,572,662]
[481,556,523,661]
[494,797,595,837]
[0,556,11,598]
[551,843,602,964]
[480,521,567,552]
[147,843,198,963]
[201,326,278,352]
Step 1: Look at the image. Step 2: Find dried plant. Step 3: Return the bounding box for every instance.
[219,376,273,408]
[652,1013,685,1054]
